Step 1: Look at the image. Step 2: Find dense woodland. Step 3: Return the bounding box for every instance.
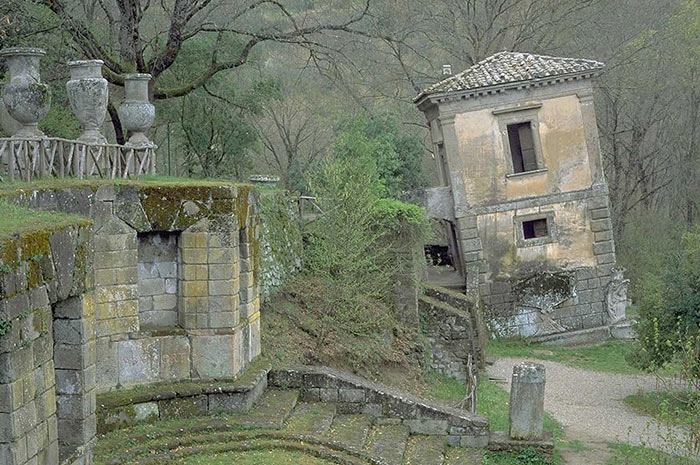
[0,1,697,230]
[1,0,700,367]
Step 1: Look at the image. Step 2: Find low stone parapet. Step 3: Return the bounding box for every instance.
[268,366,490,447]
[97,358,270,433]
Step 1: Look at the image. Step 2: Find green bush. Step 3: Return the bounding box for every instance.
[632,231,700,371]
[333,112,425,199]
[291,154,427,369]
[258,190,303,300]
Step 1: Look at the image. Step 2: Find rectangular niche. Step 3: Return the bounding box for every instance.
[138,232,179,328]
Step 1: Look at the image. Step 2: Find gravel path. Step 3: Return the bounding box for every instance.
[487,357,686,458]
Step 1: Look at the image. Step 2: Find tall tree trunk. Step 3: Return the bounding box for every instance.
[107,101,125,145]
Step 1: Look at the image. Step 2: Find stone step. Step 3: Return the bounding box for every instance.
[365,423,410,465]
[443,447,483,465]
[283,401,337,436]
[326,414,374,450]
[403,435,446,465]
[228,389,299,429]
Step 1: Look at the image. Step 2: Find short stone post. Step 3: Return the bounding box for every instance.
[509,361,545,440]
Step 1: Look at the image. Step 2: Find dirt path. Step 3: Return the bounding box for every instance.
[487,357,685,464]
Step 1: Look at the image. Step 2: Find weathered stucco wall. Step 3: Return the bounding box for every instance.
[476,199,596,279]
[420,77,619,338]
[0,180,263,465]
[451,94,593,207]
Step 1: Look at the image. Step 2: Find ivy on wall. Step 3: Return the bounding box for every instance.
[258,190,303,301]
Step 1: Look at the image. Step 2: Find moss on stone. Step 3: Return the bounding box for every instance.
[98,357,271,409]
[236,185,254,228]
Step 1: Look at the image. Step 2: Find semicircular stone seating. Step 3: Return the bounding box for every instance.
[95,365,486,465]
[95,389,481,465]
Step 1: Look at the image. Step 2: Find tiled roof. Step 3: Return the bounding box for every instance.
[415,51,604,101]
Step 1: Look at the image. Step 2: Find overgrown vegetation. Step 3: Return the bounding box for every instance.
[278,153,427,372]
[607,443,699,465]
[483,449,555,465]
[258,190,303,301]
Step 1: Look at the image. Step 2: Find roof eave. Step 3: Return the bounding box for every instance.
[414,68,604,108]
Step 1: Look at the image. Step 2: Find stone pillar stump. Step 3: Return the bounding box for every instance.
[509,361,545,440]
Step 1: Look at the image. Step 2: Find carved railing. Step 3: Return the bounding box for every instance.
[0,138,156,181]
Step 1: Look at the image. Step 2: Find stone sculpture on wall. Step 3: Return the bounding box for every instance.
[606,268,629,324]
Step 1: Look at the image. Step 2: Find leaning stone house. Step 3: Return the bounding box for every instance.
[416,52,624,338]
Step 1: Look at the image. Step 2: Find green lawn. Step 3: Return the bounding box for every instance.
[477,376,563,439]
[487,338,643,375]
[606,443,698,465]
[180,450,335,465]
[0,175,248,196]
[424,372,562,464]
[625,390,695,428]
[0,201,89,239]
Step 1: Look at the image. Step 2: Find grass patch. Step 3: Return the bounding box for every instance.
[424,371,467,404]
[487,339,643,375]
[606,442,698,465]
[0,176,251,197]
[483,449,555,465]
[624,390,691,427]
[0,201,89,239]
[179,450,336,465]
[476,377,563,439]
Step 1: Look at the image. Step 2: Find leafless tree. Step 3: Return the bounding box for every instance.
[39,0,372,142]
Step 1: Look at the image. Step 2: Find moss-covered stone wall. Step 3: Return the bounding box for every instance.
[0,179,267,465]
[258,191,302,301]
[0,210,95,465]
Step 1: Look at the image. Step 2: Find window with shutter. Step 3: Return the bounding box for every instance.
[507,122,539,173]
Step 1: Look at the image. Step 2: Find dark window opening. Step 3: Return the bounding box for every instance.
[507,122,538,173]
[424,244,453,267]
[522,218,549,240]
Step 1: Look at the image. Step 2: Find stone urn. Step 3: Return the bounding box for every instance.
[0,98,23,136]
[67,60,108,144]
[118,73,155,147]
[0,47,51,138]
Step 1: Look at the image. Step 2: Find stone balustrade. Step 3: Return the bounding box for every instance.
[0,47,157,181]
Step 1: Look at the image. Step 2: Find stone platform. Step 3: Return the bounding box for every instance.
[532,320,636,346]
[95,386,486,465]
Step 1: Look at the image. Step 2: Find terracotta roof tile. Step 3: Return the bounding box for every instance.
[416,51,604,100]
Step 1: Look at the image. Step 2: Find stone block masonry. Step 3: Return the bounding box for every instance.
[269,366,490,447]
[137,232,178,328]
[463,192,619,338]
[0,180,263,465]
[0,221,95,465]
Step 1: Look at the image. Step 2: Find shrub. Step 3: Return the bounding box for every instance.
[632,231,700,371]
[333,112,425,199]
[291,154,427,369]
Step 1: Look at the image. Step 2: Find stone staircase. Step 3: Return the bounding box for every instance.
[420,284,487,375]
[95,365,490,465]
[96,386,486,465]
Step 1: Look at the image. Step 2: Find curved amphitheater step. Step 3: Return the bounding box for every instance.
[326,414,374,450]
[284,402,338,436]
[404,436,447,465]
[366,424,411,465]
[228,388,299,429]
[95,388,487,465]
[95,365,491,464]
